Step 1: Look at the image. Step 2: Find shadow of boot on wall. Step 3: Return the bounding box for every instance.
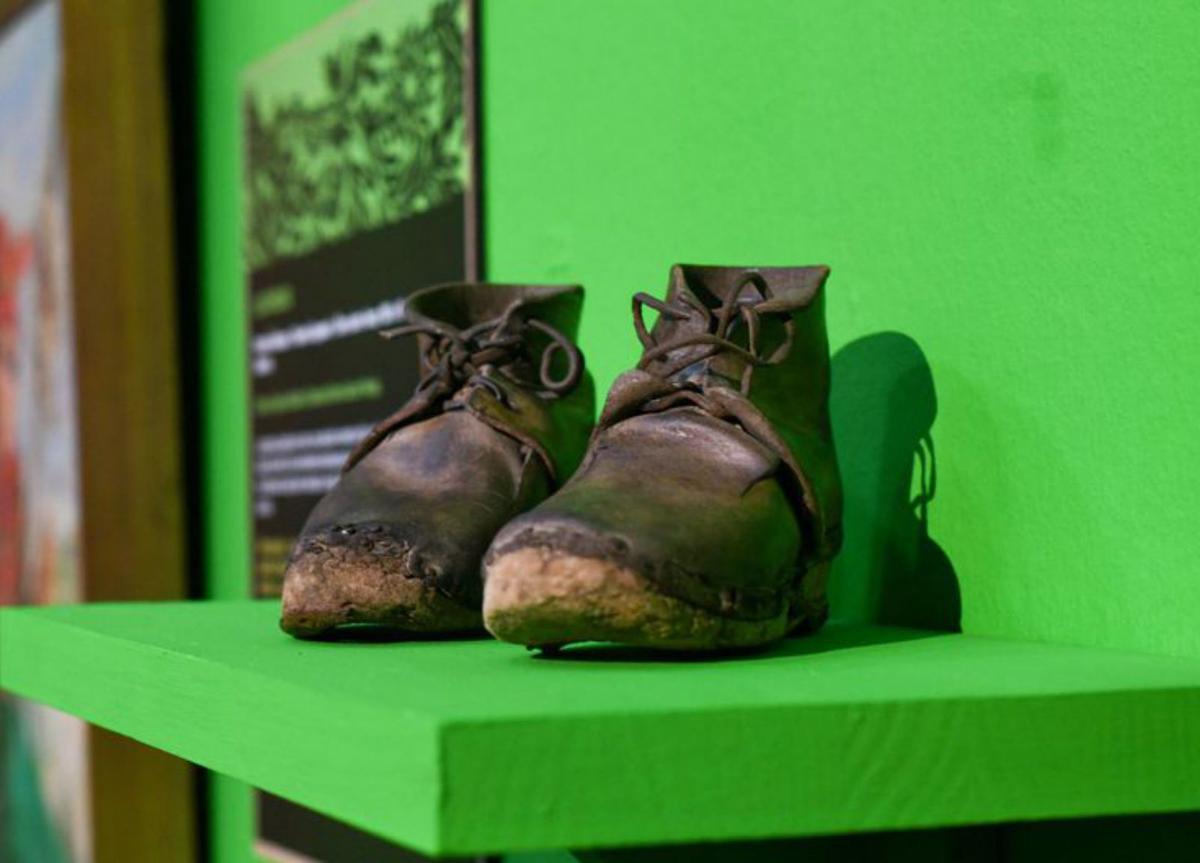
[829,332,961,631]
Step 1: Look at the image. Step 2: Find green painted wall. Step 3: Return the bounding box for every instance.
[481,0,1200,659]
[199,1,1200,860]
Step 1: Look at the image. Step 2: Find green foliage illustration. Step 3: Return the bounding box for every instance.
[244,0,466,269]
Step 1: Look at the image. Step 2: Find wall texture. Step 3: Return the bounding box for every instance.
[200,1,1200,860]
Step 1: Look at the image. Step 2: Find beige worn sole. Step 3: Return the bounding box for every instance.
[280,543,480,638]
[483,546,790,650]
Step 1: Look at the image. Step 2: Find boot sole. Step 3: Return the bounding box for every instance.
[280,544,480,638]
[483,546,790,651]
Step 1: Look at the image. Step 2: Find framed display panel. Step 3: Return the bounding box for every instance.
[239,0,481,858]
[0,0,195,860]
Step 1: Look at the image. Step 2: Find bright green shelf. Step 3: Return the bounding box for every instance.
[2,600,1199,856]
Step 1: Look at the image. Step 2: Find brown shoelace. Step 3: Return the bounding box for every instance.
[381,301,583,403]
[632,272,795,395]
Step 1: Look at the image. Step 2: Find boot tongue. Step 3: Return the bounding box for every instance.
[647,267,770,388]
[670,265,829,309]
[648,265,830,389]
[406,282,582,333]
[403,282,583,389]
[668,264,758,307]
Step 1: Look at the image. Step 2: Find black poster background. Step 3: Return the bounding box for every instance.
[249,200,463,598]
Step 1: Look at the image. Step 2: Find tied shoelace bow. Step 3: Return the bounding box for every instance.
[632,273,795,395]
[379,303,582,405]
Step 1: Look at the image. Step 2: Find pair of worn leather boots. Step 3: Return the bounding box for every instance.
[280,264,842,651]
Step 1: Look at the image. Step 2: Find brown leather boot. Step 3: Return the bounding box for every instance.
[280,283,594,637]
[483,265,842,650]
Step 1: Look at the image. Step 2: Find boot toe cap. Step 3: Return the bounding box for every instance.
[279,523,480,637]
[482,544,789,650]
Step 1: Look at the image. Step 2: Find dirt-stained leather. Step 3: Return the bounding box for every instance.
[486,265,842,638]
[280,282,594,637]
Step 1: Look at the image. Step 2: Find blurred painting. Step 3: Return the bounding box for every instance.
[0,1,90,861]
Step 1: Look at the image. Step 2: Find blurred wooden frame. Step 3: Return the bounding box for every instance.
[0,0,197,860]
